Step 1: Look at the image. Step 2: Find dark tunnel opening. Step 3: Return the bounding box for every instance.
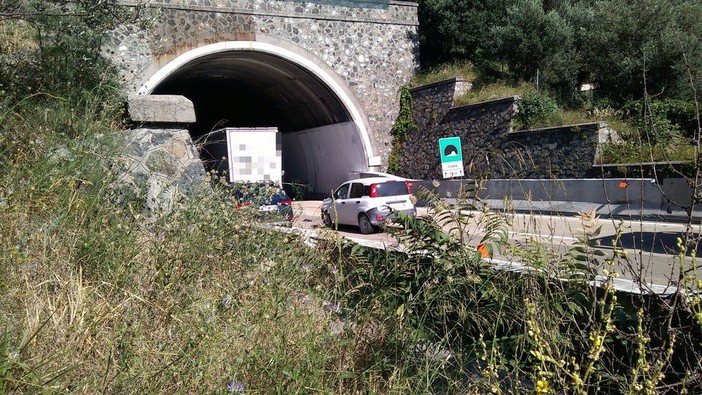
[150,49,368,196]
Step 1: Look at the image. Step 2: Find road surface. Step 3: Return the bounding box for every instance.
[291,201,702,289]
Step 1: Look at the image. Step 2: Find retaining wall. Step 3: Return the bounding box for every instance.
[396,78,618,180]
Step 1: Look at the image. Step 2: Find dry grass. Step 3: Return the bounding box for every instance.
[411,61,477,87]
[0,20,39,53]
[455,81,534,106]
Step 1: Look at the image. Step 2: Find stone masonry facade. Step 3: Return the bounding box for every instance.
[113,95,206,216]
[396,78,618,180]
[106,0,420,168]
[116,127,207,215]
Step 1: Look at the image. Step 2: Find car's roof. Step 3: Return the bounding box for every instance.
[343,177,408,185]
[350,172,416,181]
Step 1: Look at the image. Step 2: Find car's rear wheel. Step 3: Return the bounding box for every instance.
[323,211,333,228]
[358,213,376,234]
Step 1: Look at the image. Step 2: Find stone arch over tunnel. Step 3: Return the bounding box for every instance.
[137,40,377,196]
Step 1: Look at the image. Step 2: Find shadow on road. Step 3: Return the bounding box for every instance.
[595,231,702,257]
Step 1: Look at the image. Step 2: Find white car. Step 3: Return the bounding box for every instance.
[321,177,416,234]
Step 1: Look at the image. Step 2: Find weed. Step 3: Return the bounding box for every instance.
[411,61,477,87]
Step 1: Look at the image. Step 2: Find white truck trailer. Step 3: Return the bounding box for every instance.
[199,127,282,184]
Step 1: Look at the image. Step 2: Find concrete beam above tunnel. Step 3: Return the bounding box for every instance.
[127,95,196,124]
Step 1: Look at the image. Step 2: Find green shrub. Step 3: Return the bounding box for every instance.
[622,98,697,145]
[515,91,561,129]
[388,85,416,174]
[657,99,698,138]
[0,2,151,102]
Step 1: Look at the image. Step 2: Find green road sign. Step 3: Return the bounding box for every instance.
[439,137,463,163]
[438,137,464,178]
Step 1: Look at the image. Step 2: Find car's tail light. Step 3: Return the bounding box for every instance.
[405,181,412,194]
[369,183,378,198]
[278,198,292,206]
[376,214,384,221]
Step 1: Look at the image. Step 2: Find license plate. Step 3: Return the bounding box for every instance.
[258,205,277,212]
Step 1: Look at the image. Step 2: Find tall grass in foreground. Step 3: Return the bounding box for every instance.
[315,183,702,394]
[2,92,702,394]
[0,94,359,393]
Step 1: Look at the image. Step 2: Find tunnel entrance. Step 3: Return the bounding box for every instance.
[138,41,375,196]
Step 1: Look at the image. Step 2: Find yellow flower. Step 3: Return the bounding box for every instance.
[535,379,550,394]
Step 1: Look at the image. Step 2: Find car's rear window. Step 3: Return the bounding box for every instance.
[364,182,409,197]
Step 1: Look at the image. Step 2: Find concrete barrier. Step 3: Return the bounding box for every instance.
[410,178,700,222]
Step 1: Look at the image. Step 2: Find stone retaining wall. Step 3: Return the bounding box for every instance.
[396,78,618,180]
[503,123,616,178]
[113,95,207,215]
[116,127,207,215]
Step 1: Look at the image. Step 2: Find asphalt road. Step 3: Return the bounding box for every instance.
[291,201,701,289]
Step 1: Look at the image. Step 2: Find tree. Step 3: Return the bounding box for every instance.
[418,0,512,68]
[0,0,150,100]
[585,0,702,104]
[418,0,701,110]
[490,0,577,92]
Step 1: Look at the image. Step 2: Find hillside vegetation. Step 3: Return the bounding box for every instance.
[2,1,702,394]
[410,62,697,164]
[417,0,702,164]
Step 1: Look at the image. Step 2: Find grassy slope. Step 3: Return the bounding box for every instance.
[2,74,702,394]
[0,96,361,393]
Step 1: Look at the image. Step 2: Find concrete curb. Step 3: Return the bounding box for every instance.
[481,199,702,223]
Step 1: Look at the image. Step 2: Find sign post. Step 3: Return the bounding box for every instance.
[439,137,464,178]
